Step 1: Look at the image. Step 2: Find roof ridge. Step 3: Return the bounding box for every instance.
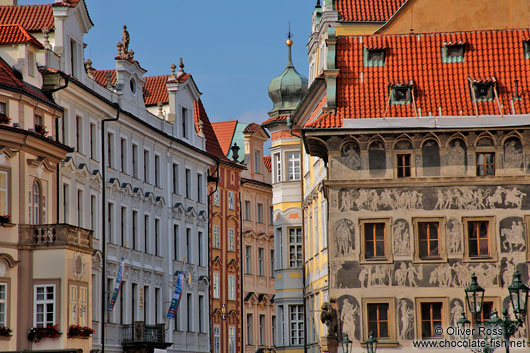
[341,26,530,38]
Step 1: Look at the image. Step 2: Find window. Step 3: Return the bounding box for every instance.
[245,201,251,221]
[28,51,35,76]
[120,207,126,246]
[419,302,444,339]
[270,250,275,275]
[360,219,391,262]
[228,228,235,252]
[107,133,114,168]
[442,44,465,63]
[254,150,261,173]
[289,305,304,345]
[214,326,221,353]
[414,218,446,261]
[247,314,253,345]
[214,189,219,206]
[258,248,264,276]
[144,286,149,324]
[364,48,385,66]
[172,163,179,194]
[199,231,204,266]
[474,300,496,327]
[144,150,150,182]
[476,152,495,176]
[144,215,149,253]
[173,225,179,261]
[0,102,5,115]
[289,228,302,268]
[213,273,220,299]
[464,217,495,260]
[34,284,55,327]
[186,228,191,263]
[213,225,220,249]
[525,40,530,60]
[277,228,283,269]
[107,202,113,242]
[272,316,276,345]
[368,303,390,339]
[245,246,252,274]
[257,203,263,223]
[185,169,191,199]
[228,275,236,301]
[199,295,204,333]
[70,39,78,77]
[229,326,236,353]
[131,144,138,178]
[259,314,265,345]
[155,287,160,324]
[90,123,97,159]
[154,155,160,187]
[186,293,192,331]
[0,283,7,327]
[270,206,274,225]
[396,154,411,178]
[63,183,69,223]
[391,85,412,104]
[197,174,203,202]
[32,180,42,224]
[287,152,300,180]
[75,116,81,152]
[90,195,96,234]
[77,189,83,227]
[228,191,234,210]
[132,211,138,250]
[120,138,126,173]
[155,218,160,256]
[274,153,282,182]
[182,107,188,139]
[472,82,494,101]
[321,201,327,249]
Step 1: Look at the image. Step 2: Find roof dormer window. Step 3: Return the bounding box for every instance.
[364,48,385,67]
[524,40,530,59]
[472,82,494,101]
[129,78,136,95]
[390,84,412,104]
[442,42,465,63]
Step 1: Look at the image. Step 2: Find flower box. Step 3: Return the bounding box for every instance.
[34,124,48,136]
[0,215,10,224]
[0,114,10,125]
[0,326,12,337]
[28,325,62,343]
[67,325,94,338]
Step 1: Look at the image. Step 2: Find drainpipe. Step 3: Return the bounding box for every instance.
[207,160,220,353]
[101,101,121,353]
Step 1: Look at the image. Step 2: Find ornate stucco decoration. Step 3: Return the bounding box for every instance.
[72,252,84,280]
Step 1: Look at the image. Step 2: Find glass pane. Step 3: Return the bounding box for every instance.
[422,321,431,338]
[479,222,489,237]
[421,303,431,319]
[432,303,442,319]
[433,321,443,337]
[375,224,385,240]
[375,241,385,257]
[430,240,439,256]
[379,304,389,320]
[368,304,377,320]
[365,240,374,258]
[379,322,389,338]
[479,239,489,255]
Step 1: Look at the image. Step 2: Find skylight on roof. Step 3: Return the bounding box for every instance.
[472,82,494,101]
[442,42,465,63]
[364,48,385,67]
[390,84,413,104]
[524,40,530,59]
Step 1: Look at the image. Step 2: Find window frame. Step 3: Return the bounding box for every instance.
[462,216,497,262]
[359,218,392,264]
[361,298,397,345]
[475,151,495,176]
[258,247,264,276]
[288,227,303,268]
[34,283,56,327]
[0,169,10,218]
[413,217,447,263]
[0,282,8,328]
[257,203,263,224]
[395,153,413,178]
[289,304,304,346]
[213,273,220,299]
[228,191,234,210]
[286,151,301,181]
[213,225,220,249]
[228,228,235,252]
[415,297,448,340]
[274,152,282,182]
[228,275,236,301]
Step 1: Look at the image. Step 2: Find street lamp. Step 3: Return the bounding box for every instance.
[465,274,485,321]
[456,312,471,339]
[341,333,352,353]
[362,331,378,353]
[508,270,529,320]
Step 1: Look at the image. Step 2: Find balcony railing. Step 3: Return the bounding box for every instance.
[18,224,92,250]
[121,322,171,352]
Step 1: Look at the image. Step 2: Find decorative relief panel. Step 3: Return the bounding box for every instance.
[334,219,355,257]
[398,298,414,340]
[338,295,360,341]
[393,219,410,256]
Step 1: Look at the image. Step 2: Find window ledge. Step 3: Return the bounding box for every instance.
[362,341,398,348]
[360,258,393,265]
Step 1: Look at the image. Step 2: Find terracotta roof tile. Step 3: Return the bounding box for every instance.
[261,114,289,126]
[194,99,230,161]
[0,4,54,32]
[143,73,190,106]
[89,69,116,88]
[0,24,43,48]
[211,120,238,156]
[243,122,261,133]
[0,56,51,102]
[335,0,406,22]
[312,28,530,128]
[263,155,271,173]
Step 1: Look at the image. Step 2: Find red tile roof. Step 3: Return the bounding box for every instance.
[263,155,271,173]
[0,4,54,32]
[194,99,230,161]
[211,120,238,156]
[0,56,51,102]
[243,122,261,133]
[0,24,43,48]
[89,69,116,88]
[261,114,289,127]
[335,0,407,22]
[52,0,81,7]
[309,28,530,128]
[143,73,191,106]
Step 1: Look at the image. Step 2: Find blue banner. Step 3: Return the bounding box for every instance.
[108,257,125,311]
[167,271,184,319]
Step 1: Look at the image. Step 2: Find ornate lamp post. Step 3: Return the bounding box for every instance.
[362,331,378,353]
[463,270,529,353]
[341,333,352,353]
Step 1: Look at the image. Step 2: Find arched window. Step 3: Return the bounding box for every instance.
[32,180,41,224]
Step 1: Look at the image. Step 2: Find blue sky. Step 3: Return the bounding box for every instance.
[22,0,314,125]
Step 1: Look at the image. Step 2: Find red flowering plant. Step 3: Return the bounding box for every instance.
[0,215,10,224]
[0,326,12,337]
[27,325,62,343]
[0,113,10,125]
[67,325,94,338]
[34,124,48,136]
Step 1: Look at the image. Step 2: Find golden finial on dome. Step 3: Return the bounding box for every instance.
[286,39,293,47]
[286,21,293,47]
